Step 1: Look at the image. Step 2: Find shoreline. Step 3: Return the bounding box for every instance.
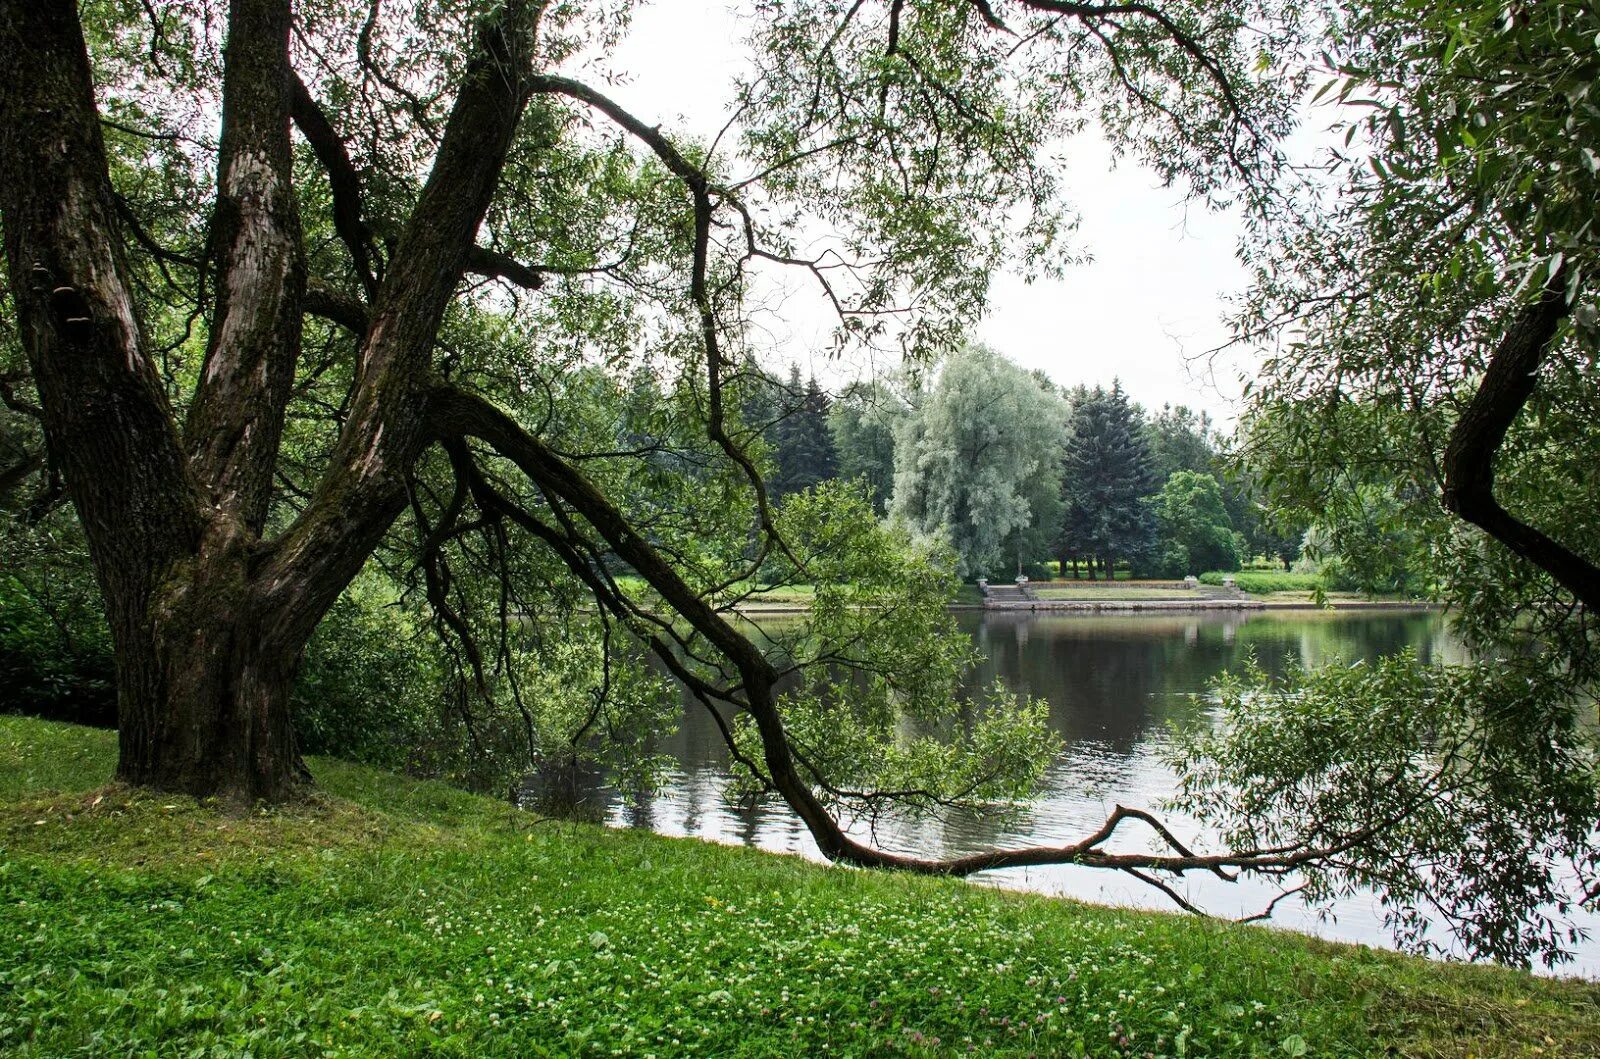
[729,599,1443,614]
[5,715,1596,1057]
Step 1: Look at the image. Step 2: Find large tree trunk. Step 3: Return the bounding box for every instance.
[118,611,305,799]
[1,0,302,800]
[113,520,309,800]
[1,0,544,801]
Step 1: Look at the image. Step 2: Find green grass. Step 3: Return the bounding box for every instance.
[1048,565,1138,581]
[1200,571,1327,595]
[3,716,1597,1057]
[610,576,989,608]
[951,582,985,605]
[1031,586,1202,601]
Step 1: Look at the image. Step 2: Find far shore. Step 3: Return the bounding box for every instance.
[728,597,1442,614]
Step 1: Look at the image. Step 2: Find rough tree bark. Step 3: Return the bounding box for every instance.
[0,0,544,800]
[0,0,1416,907]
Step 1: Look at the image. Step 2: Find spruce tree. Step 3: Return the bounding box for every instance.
[769,365,838,503]
[1058,383,1160,578]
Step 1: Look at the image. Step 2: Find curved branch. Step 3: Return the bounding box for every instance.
[427,383,1386,891]
[1013,0,1258,146]
[440,435,776,787]
[524,74,795,569]
[1442,269,1600,611]
[290,71,380,299]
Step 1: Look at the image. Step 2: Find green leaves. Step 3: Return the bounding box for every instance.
[1168,653,1600,966]
[1149,471,1241,578]
[889,345,1067,579]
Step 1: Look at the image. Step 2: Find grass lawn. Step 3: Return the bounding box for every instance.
[1255,592,1420,605]
[1030,587,1201,602]
[3,715,1597,1057]
[606,576,988,608]
[1199,571,1324,595]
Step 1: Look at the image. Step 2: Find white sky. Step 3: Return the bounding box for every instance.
[603,2,1262,422]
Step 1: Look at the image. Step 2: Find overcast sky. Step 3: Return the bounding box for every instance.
[603,2,1260,422]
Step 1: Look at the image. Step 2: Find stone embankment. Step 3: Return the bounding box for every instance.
[973,577,1439,612]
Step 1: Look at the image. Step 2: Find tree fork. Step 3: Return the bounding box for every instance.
[1,0,547,802]
[0,0,314,801]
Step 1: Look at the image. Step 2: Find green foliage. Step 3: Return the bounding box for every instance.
[746,365,841,505]
[6,715,1599,1058]
[829,380,905,517]
[891,346,1066,578]
[0,513,114,725]
[1202,0,1600,949]
[1149,471,1242,578]
[292,586,445,770]
[1302,488,1431,598]
[729,481,1061,814]
[1145,404,1220,481]
[1238,1,1600,612]
[1059,383,1159,570]
[1170,654,1600,967]
[1198,570,1323,594]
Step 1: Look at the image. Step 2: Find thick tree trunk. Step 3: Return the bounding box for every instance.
[1,0,304,801]
[117,608,305,800]
[2,0,544,801]
[113,519,309,800]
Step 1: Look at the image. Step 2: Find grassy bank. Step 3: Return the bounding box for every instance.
[610,576,987,609]
[2,717,1596,1057]
[1031,586,1199,602]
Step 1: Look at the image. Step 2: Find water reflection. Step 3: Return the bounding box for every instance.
[552,608,1596,974]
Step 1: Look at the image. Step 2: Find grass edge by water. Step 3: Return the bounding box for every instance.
[2,714,1596,1057]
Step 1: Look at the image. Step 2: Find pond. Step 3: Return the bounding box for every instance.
[554,608,1600,975]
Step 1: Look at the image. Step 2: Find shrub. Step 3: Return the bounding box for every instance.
[1199,570,1325,594]
[0,514,114,725]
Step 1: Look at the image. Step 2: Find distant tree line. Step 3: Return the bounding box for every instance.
[744,346,1316,582]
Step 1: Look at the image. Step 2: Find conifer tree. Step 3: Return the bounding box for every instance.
[828,381,903,516]
[768,366,838,503]
[1057,383,1159,578]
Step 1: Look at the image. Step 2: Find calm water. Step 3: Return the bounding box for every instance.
[570,608,1600,975]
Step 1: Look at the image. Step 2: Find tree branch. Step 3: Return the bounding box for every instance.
[427,382,1385,892]
[1441,268,1600,611]
[290,71,380,299]
[525,73,797,568]
[303,275,369,335]
[465,244,545,290]
[183,0,306,533]
[259,0,546,643]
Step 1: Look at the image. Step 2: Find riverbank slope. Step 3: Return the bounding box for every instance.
[3,715,1595,1057]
